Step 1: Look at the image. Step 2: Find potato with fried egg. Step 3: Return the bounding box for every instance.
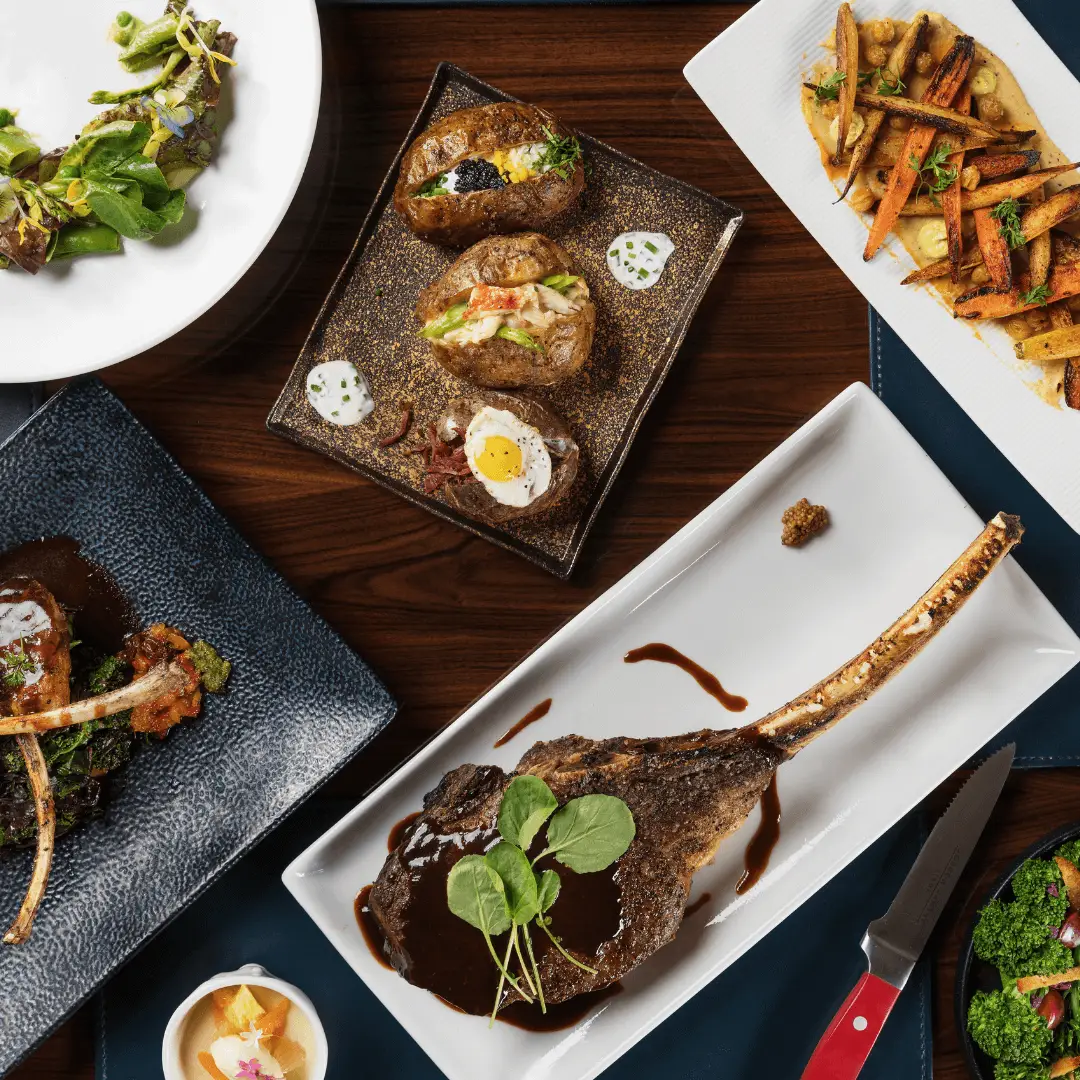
[437,391,578,524]
[417,232,596,387]
[393,103,585,246]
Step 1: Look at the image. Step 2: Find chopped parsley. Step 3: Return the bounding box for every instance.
[1020,283,1052,307]
[990,197,1026,250]
[814,71,847,101]
[1,643,35,689]
[874,68,906,96]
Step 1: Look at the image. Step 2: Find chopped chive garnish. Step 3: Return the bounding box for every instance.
[638,268,649,278]
[331,410,339,417]
[309,384,320,393]
[644,240,658,254]
[354,377,360,385]
[609,249,618,257]
[626,241,634,249]
[342,394,351,402]
[340,379,347,388]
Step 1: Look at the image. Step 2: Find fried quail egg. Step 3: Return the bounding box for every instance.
[463,406,552,507]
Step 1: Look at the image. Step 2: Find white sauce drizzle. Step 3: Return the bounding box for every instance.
[306,360,374,426]
[606,231,675,290]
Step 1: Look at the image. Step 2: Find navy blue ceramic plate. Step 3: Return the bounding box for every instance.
[0,379,396,1075]
[955,821,1080,1080]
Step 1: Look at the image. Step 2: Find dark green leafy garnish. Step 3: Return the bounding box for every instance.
[1,643,35,689]
[88,654,131,695]
[536,126,583,181]
[991,197,1026,250]
[874,68,906,96]
[814,71,847,101]
[1020,284,1052,308]
[909,142,957,204]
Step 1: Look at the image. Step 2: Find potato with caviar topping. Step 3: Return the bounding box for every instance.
[437,391,579,524]
[416,232,596,388]
[393,103,585,246]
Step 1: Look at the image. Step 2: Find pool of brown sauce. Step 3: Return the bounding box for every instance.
[357,819,622,1024]
[493,698,552,748]
[0,536,138,653]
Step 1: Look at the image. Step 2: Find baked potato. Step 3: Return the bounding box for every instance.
[393,102,585,246]
[434,390,579,524]
[417,232,596,387]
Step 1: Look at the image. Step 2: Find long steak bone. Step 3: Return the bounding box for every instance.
[371,514,1022,1009]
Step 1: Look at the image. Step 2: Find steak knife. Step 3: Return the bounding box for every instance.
[801,743,1015,1080]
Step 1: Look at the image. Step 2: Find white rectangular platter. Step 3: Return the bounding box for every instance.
[284,382,1079,1080]
[684,0,1080,533]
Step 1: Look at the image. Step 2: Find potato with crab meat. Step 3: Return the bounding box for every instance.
[416,232,596,387]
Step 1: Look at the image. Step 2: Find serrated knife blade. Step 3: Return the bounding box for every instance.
[801,743,1015,1080]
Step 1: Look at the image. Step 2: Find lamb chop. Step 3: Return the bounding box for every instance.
[369,513,1023,1012]
[0,578,71,944]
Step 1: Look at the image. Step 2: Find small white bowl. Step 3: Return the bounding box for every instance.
[162,963,328,1080]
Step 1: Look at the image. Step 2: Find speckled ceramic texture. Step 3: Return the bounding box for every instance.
[268,64,743,577]
[0,379,396,1076]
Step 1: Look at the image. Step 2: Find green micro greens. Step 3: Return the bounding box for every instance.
[537,125,584,181]
[908,142,957,205]
[445,774,635,1026]
[0,639,35,689]
[991,197,1026,250]
[1019,283,1052,308]
[814,71,847,101]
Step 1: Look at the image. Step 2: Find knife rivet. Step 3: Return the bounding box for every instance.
[853,1016,868,1031]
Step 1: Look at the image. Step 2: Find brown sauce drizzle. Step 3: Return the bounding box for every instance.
[623,644,748,712]
[0,536,138,653]
[494,698,553,748]
[387,811,422,852]
[355,885,392,970]
[363,821,622,1018]
[735,774,782,895]
[684,892,712,918]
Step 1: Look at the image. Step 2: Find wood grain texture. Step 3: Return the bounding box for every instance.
[9,6,1047,1079]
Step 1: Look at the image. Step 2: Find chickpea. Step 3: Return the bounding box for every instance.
[870,18,895,44]
[915,51,935,75]
[889,115,912,131]
[1003,316,1031,340]
[960,164,981,191]
[979,94,1005,122]
[865,43,889,68]
[849,185,876,213]
[970,265,991,286]
[1027,309,1051,335]
[820,99,839,119]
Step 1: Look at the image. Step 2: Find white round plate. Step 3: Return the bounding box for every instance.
[1,0,321,381]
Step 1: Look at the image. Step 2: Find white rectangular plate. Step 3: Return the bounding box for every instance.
[284,383,1078,1080]
[684,0,1080,533]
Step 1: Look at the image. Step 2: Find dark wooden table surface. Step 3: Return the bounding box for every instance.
[11,5,1076,1078]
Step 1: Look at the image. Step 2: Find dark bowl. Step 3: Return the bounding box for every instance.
[956,819,1080,1079]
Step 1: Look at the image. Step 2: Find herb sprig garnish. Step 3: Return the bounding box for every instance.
[1,640,35,689]
[991,197,1026,250]
[873,67,906,96]
[537,126,584,181]
[1020,283,1052,308]
[814,71,847,101]
[909,142,957,205]
[446,775,635,1025]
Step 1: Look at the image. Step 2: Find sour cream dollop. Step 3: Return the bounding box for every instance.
[606,231,675,290]
[306,360,374,426]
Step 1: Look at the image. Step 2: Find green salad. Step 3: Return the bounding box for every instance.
[968,841,1080,1079]
[0,0,237,275]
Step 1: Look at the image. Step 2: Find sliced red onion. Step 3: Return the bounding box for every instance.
[1032,989,1048,1009]
[1049,883,1061,897]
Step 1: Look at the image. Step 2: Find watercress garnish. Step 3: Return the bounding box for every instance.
[446,775,635,1025]
[991,196,1026,250]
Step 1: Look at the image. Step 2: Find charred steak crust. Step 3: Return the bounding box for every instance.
[369,732,783,1008]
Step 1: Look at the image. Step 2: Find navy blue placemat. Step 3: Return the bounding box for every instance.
[97,801,928,1080]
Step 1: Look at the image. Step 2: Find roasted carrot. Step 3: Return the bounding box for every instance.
[1029,190,1053,290]
[1014,323,1080,362]
[898,163,1080,216]
[974,206,1013,291]
[973,149,1042,179]
[901,250,983,285]
[955,264,1080,319]
[832,3,859,168]
[839,13,927,201]
[1057,305,1080,411]
[868,129,1030,168]
[850,90,1014,141]
[942,88,971,283]
[864,35,975,261]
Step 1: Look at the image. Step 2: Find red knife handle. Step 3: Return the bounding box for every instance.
[801,972,902,1080]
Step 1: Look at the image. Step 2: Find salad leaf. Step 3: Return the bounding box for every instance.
[498,775,558,851]
[535,868,560,913]
[446,854,511,937]
[541,794,636,873]
[486,842,540,924]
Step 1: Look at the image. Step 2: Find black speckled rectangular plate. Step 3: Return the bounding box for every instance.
[0,379,396,1076]
[268,63,743,577]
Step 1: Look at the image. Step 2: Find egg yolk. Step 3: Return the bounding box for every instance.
[475,435,523,482]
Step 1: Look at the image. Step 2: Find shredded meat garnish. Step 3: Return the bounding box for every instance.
[124,624,202,736]
[406,424,477,495]
[379,406,413,448]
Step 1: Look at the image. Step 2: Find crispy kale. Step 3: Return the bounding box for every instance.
[185,639,231,693]
[993,1064,1049,1080]
[88,653,132,695]
[969,990,1054,1065]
